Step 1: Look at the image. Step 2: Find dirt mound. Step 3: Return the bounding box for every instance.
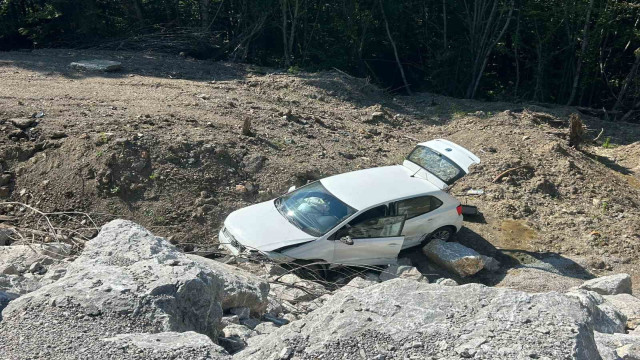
[0,49,639,292]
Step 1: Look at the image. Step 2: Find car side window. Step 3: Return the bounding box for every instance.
[391,196,442,219]
[332,205,399,239]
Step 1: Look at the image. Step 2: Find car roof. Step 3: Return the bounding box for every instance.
[320,165,442,210]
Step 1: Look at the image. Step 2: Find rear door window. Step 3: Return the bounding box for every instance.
[391,196,442,219]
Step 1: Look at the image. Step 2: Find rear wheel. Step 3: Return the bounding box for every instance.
[426,226,455,242]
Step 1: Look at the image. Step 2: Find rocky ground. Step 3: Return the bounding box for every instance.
[1,220,640,359]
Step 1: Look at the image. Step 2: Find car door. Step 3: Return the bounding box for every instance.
[390,195,444,248]
[330,205,405,266]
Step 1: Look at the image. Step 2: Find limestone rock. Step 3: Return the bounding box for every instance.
[2,220,268,341]
[435,278,459,286]
[185,255,269,315]
[70,60,122,72]
[379,264,426,282]
[10,118,35,129]
[269,274,326,303]
[238,280,601,359]
[579,273,632,295]
[604,294,640,330]
[566,289,626,334]
[595,332,640,360]
[422,239,484,277]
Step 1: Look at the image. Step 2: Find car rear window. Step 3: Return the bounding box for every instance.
[407,145,464,184]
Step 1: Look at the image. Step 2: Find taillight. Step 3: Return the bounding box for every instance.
[456,205,463,216]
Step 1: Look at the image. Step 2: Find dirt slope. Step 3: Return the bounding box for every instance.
[0,49,639,291]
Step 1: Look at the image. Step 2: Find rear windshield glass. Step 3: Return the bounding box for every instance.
[275,182,356,237]
[407,146,464,184]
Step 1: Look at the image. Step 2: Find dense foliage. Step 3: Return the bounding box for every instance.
[1,0,639,118]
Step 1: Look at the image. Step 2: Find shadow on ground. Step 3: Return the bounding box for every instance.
[399,226,594,290]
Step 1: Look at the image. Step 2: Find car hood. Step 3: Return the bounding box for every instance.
[223,200,315,252]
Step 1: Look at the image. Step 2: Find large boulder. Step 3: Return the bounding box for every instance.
[579,273,632,295]
[238,279,601,359]
[595,332,640,360]
[422,239,484,277]
[604,294,640,330]
[187,254,269,315]
[0,220,266,359]
[566,289,627,334]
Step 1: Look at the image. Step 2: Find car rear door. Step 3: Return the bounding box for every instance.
[331,214,405,266]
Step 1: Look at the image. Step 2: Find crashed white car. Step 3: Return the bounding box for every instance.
[220,139,480,266]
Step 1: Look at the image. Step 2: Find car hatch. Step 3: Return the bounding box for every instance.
[402,139,480,190]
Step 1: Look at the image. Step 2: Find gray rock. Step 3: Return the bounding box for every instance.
[480,255,501,272]
[186,254,269,315]
[595,332,640,360]
[70,60,122,72]
[28,261,45,275]
[379,265,426,282]
[0,228,14,246]
[435,278,459,286]
[0,264,18,275]
[238,279,601,359]
[220,315,240,328]
[240,318,261,330]
[229,307,251,320]
[102,331,229,358]
[604,294,640,330]
[566,289,626,334]
[422,239,485,277]
[0,291,19,321]
[269,273,326,304]
[223,324,256,340]
[254,322,278,335]
[2,220,268,341]
[495,267,583,293]
[242,154,266,174]
[580,273,632,295]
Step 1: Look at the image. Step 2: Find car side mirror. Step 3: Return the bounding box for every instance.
[340,236,354,245]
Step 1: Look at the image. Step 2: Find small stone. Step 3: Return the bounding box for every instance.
[230,307,251,320]
[10,118,36,129]
[70,60,122,72]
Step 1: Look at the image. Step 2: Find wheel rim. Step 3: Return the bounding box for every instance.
[431,230,451,241]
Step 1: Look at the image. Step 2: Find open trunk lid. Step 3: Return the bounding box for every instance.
[402,139,480,190]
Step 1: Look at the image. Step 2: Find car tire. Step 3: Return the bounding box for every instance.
[426,226,455,242]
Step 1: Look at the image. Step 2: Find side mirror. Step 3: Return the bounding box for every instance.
[340,236,354,245]
[287,185,297,193]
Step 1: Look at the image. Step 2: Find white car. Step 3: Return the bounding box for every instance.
[220,139,480,266]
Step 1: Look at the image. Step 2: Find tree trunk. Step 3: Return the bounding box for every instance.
[613,48,640,111]
[379,0,412,95]
[566,0,595,105]
[281,0,290,66]
[442,0,447,49]
[200,0,209,29]
[131,0,143,25]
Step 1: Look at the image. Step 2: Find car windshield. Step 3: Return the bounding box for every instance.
[407,145,464,184]
[275,182,356,237]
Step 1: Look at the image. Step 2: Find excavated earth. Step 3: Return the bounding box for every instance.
[0,49,639,294]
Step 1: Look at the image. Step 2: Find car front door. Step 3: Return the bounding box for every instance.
[330,205,405,266]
